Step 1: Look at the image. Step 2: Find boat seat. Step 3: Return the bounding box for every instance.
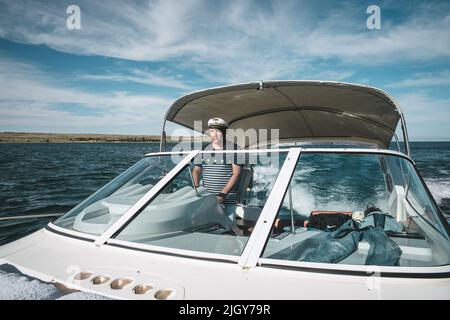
[162,186,208,201]
[162,186,194,201]
[117,184,153,198]
[236,166,253,204]
[113,183,145,196]
[235,206,262,221]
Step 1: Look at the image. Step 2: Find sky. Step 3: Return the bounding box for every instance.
[0,0,449,140]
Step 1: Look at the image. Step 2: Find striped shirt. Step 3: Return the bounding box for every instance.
[196,146,240,205]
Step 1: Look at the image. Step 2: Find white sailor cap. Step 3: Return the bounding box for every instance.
[207,117,228,129]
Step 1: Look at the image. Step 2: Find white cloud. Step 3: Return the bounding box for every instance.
[82,68,192,90]
[306,70,355,81]
[395,91,450,139]
[386,71,450,88]
[0,57,172,108]
[0,57,174,133]
[1,0,449,82]
[0,100,163,134]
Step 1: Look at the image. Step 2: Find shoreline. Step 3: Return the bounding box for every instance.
[0,132,207,143]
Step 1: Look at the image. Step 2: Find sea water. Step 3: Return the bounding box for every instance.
[0,142,449,246]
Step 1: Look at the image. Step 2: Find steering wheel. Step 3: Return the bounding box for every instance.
[166,176,195,193]
[162,167,197,193]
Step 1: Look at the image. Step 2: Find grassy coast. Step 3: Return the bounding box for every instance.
[0,132,205,143]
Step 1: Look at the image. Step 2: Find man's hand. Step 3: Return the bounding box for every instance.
[217,192,227,204]
[216,195,224,204]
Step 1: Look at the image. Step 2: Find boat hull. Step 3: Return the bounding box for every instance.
[0,228,448,300]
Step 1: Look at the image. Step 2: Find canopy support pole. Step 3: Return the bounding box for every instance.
[159,120,167,152]
[400,113,410,157]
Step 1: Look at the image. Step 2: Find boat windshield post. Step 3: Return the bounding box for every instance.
[238,148,301,268]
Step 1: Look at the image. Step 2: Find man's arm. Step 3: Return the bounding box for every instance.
[192,165,202,188]
[221,164,241,195]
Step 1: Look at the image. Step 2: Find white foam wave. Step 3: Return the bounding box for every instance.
[57,292,113,300]
[0,268,112,300]
[298,167,317,175]
[0,270,60,300]
[424,178,450,204]
[253,164,388,216]
[252,165,282,192]
[282,181,388,217]
[283,183,316,216]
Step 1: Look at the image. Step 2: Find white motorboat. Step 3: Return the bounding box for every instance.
[0,81,449,300]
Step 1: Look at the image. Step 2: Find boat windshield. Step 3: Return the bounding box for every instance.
[114,151,288,256]
[54,155,181,235]
[261,152,450,267]
[53,149,449,268]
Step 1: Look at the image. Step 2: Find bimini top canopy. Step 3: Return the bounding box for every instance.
[164,81,409,152]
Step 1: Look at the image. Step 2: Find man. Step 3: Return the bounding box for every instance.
[192,118,243,235]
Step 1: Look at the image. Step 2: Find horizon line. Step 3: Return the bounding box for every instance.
[1,131,450,142]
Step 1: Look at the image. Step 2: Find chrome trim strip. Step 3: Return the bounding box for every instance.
[259,264,450,279]
[46,223,97,241]
[106,239,239,263]
[145,149,290,157]
[299,148,414,162]
[145,148,412,162]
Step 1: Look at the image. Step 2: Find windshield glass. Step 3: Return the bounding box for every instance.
[114,151,287,256]
[54,155,181,235]
[261,152,450,267]
[404,160,449,238]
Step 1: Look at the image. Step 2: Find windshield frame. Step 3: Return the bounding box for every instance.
[49,151,198,242]
[243,148,450,272]
[403,161,450,240]
[46,147,449,270]
[106,148,293,262]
